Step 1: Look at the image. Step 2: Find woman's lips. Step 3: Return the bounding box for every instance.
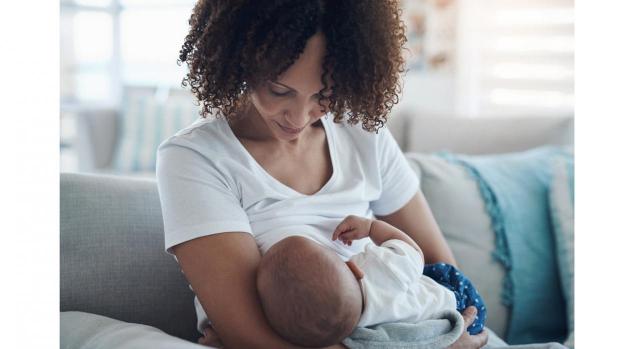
[277,122,303,134]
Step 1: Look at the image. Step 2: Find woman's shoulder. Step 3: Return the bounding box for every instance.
[155,116,249,179]
[327,116,394,156]
[158,116,234,156]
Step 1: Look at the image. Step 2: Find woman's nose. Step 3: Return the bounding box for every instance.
[286,101,324,127]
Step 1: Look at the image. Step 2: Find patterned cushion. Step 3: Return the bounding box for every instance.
[114,92,200,173]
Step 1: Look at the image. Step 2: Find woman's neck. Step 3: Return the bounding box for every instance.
[229,105,319,153]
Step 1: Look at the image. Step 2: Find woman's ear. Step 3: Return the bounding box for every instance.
[346,260,364,280]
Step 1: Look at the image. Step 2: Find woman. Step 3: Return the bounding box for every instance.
[157,1,488,348]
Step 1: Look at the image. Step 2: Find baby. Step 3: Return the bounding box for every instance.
[256,215,487,348]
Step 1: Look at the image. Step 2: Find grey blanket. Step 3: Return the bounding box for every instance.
[343,310,465,349]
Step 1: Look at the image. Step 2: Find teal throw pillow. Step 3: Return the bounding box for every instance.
[440,147,569,344]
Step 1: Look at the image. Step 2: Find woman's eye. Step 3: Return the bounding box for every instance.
[269,89,289,97]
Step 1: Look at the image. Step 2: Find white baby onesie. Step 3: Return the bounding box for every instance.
[350,239,458,327]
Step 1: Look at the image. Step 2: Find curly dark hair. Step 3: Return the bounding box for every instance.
[178,0,407,132]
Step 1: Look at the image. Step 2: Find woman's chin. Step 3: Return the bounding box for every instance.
[274,121,305,140]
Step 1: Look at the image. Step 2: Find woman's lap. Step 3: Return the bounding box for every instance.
[483,327,568,349]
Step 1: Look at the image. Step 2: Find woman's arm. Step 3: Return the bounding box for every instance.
[332,215,424,262]
[377,191,490,349]
[173,232,345,349]
[376,190,457,266]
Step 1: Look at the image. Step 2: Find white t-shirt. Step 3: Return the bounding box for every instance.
[351,239,458,327]
[155,115,420,331]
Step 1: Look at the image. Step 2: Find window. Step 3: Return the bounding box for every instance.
[455,0,574,117]
[60,0,194,106]
[60,0,196,172]
[61,0,116,105]
[120,5,193,87]
[399,0,574,118]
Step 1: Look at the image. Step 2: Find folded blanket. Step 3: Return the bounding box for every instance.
[343,309,465,349]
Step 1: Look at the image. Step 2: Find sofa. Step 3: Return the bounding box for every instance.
[61,112,573,348]
[72,86,573,176]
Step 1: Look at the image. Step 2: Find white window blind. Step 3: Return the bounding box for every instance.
[60,0,195,106]
[456,0,574,117]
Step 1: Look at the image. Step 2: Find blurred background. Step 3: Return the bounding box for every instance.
[60,0,574,175]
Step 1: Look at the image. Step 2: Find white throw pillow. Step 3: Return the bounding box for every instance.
[405,153,510,339]
[548,151,574,348]
[61,311,211,349]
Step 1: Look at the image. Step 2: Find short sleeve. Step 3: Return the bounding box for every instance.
[156,140,253,254]
[380,240,424,278]
[370,127,420,216]
[352,239,424,289]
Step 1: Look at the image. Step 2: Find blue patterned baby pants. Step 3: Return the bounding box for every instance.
[423,263,487,335]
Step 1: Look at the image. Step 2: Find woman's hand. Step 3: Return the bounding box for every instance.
[197,324,348,349]
[198,324,224,348]
[448,307,489,349]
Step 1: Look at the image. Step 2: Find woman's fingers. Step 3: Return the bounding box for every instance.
[474,330,489,348]
[454,307,488,349]
[461,306,478,327]
[198,325,224,348]
[446,328,488,349]
[461,329,489,349]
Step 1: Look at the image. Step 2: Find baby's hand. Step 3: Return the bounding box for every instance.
[332,215,373,246]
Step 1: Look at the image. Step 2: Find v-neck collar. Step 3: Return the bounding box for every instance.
[223,116,337,197]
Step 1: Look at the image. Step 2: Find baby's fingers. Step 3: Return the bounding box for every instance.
[340,239,353,246]
[338,230,360,243]
[333,223,353,240]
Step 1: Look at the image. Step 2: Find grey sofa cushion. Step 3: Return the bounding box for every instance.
[60,173,199,341]
[406,154,510,339]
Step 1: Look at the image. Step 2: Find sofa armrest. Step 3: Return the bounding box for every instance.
[61,311,212,349]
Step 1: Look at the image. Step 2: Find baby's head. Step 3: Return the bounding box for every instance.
[257,236,363,347]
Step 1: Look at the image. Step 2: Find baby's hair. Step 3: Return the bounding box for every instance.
[256,236,361,347]
[178,0,407,133]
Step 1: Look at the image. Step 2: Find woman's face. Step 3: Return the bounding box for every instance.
[248,32,332,142]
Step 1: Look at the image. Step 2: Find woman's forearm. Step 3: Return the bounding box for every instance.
[369,219,424,262]
[173,232,323,349]
[376,191,457,266]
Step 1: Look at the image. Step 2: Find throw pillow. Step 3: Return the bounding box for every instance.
[405,153,510,339]
[440,147,568,344]
[548,149,574,348]
[113,93,200,173]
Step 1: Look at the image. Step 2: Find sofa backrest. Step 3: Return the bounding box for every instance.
[388,109,574,154]
[60,173,200,341]
[75,97,574,174]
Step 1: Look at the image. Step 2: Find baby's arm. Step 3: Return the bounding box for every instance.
[332,215,424,262]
